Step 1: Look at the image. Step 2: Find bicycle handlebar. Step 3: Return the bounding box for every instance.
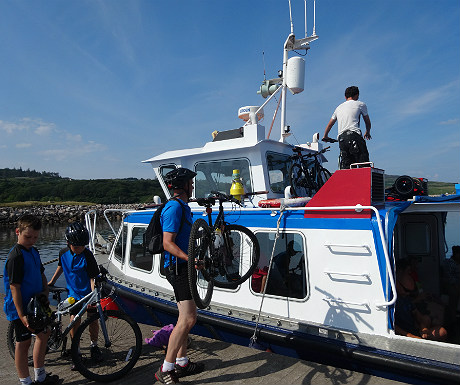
[322,137,338,143]
[193,190,269,207]
[292,146,330,158]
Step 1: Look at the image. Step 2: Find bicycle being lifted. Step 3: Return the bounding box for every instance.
[187,191,261,309]
[289,145,333,198]
[7,266,142,383]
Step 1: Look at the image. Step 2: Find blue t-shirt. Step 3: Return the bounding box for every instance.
[3,244,44,321]
[58,247,99,300]
[160,198,192,268]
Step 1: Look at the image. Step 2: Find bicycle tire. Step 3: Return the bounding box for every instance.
[316,167,332,189]
[188,218,214,309]
[212,224,260,288]
[70,310,142,382]
[289,162,312,197]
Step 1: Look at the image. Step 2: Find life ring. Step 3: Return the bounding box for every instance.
[258,197,311,208]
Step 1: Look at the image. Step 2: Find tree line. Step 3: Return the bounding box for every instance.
[0,168,163,204]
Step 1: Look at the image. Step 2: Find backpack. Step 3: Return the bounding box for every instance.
[144,198,186,255]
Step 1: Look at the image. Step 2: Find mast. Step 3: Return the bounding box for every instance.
[278,0,318,142]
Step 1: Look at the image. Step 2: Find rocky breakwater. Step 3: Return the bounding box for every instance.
[0,203,142,228]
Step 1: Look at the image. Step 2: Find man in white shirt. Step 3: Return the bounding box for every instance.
[322,86,372,169]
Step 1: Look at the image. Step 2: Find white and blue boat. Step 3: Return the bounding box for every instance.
[88,2,460,383]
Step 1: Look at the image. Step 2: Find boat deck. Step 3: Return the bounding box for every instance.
[0,297,409,385]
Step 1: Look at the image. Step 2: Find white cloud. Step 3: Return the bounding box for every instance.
[439,119,459,126]
[16,143,32,148]
[0,118,56,136]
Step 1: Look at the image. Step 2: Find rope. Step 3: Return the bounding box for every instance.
[249,206,286,347]
[0,257,59,278]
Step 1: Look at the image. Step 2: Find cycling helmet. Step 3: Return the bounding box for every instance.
[26,295,53,331]
[164,167,197,189]
[65,222,90,246]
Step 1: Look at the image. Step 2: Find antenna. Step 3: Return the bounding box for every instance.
[262,51,266,81]
[305,0,307,38]
[313,0,317,36]
[288,0,294,34]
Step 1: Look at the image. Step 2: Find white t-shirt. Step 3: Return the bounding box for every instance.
[331,100,368,137]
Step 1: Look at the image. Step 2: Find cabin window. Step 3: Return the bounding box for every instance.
[160,164,176,179]
[113,224,128,263]
[194,159,252,198]
[251,232,308,299]
[128,226,154,272]
[266,152,291,194]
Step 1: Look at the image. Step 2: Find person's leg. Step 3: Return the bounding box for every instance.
[33,329,51,369]
[16,339,32,379]
[338,134,352,169]
[165,299,196,363]
[70,315,81,339]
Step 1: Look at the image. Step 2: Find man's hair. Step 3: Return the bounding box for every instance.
[17,214,42,232]
[345,86,359,99]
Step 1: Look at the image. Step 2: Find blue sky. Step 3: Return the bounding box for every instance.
[0,0,459,183]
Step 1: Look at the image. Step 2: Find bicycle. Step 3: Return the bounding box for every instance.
[7,266,142,383]
[289,145,332,197]
[188,191,261,309]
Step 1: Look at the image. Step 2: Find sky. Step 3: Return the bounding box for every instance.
[0,0,459,182]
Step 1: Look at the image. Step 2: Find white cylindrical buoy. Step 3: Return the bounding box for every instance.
[286,57,305,94]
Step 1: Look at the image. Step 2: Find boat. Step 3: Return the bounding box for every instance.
[87,2,460,384]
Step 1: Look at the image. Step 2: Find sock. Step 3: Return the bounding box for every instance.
[34,367,46,382]
[162,360,175,372]
[176,356,189,367]
[19,377,32,385]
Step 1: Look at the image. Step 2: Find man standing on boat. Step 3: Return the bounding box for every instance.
[322,86,372,169]
[155,167,204,384]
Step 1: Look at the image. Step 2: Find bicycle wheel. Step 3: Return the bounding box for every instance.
[70,310,142,382]
[316,167,332,189]
[289,163,312,197]
[188,218,214,309]
[212,224,260,288]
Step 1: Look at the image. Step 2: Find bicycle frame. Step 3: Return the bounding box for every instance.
[54,284,111,349]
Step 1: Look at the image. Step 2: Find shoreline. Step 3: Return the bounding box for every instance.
[0,203,141,228]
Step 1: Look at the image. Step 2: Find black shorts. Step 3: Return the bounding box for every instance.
[166,262,193,302]
[338,130,369,169]
[11,319,35,342]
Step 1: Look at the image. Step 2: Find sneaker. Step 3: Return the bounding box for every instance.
[174,360,204,378]
[33,373,62,384]
[155,366,179,384]
[91,345,103,362]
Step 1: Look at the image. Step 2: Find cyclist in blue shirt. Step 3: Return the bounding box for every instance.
[47,222,101,367]
[155,168,205,384]
[3,214,60,385]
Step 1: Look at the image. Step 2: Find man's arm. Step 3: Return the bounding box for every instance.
[163,232,188,262]
[363,115,371,140]
[322,118,337,141]
[10,283,29,329]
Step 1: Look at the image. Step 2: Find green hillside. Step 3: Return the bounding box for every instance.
[0,168,164,204]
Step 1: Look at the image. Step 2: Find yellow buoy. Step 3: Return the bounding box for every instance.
[230,169,245,201]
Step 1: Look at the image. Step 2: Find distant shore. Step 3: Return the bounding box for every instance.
[0,203,142,228]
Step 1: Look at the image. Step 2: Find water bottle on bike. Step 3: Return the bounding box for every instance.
[57,296,75,311]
